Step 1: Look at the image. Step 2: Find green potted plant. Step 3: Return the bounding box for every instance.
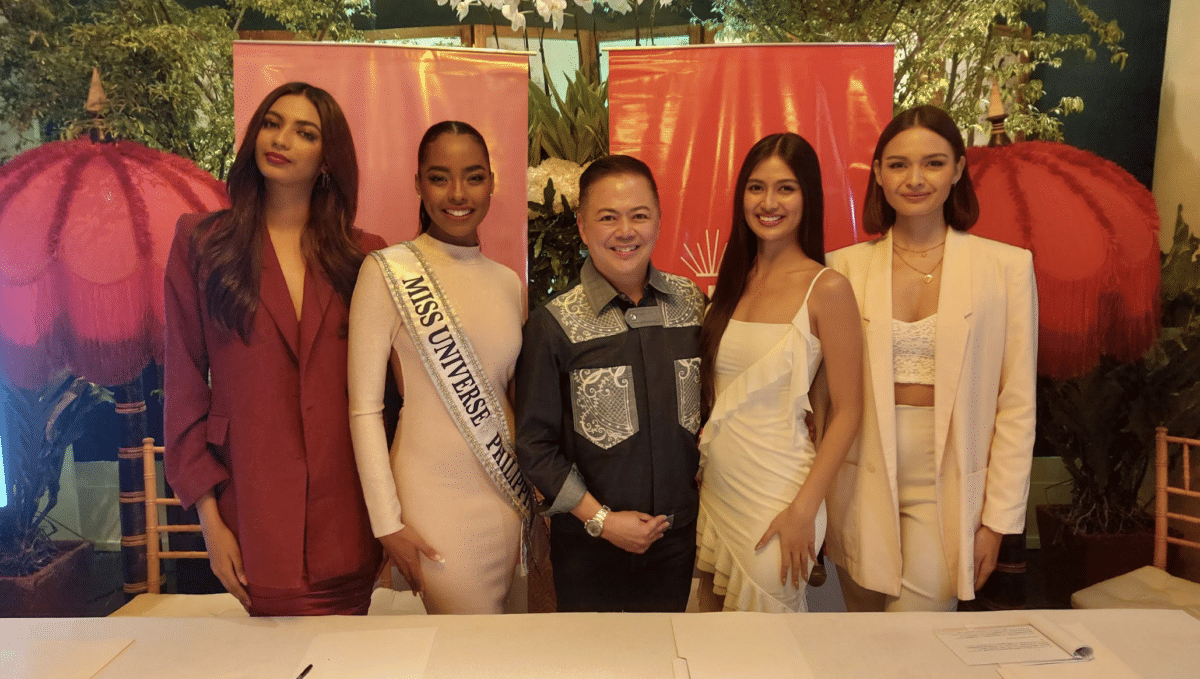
[1036,205,1200,606]
[0,371,113,616]
[526,69,608,307]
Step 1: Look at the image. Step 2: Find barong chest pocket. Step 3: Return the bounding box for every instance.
[571,365,638,449]
[675,357,701,435]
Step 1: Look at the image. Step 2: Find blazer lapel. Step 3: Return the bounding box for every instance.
[298,266,334,372]
[862,231,899,484]
[260,235,301,362]
[933,230,973,474]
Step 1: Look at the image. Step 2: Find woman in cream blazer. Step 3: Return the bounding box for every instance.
[825,106,1037,610]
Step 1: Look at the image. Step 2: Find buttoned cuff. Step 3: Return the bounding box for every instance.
[546,465,587,515]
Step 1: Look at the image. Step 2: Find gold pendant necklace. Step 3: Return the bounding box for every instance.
[895,249,944,283]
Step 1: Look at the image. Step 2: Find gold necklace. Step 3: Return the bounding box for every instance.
[894,249,944,284]
[893,240,946,259]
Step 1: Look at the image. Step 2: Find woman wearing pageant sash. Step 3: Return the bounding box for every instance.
[164,82,385,616]
[695,133,863,612]
[825,105,1037,611]
[348,121,529,614]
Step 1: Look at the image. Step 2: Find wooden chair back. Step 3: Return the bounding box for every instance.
[142,437,208,593]
[1155,427,1200,568]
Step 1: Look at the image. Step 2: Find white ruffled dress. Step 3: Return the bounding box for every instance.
[696,270,827,612]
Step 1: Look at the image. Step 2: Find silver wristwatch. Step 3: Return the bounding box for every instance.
[584,505,610,538]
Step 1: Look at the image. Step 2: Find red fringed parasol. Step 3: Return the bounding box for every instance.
[966,139,1161,379]
[0,137,228,388]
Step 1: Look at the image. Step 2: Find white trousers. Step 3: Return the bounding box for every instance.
[839,405,957,612]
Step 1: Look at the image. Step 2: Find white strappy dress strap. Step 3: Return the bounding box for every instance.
[800,267,829,307]
[700,267,829,455]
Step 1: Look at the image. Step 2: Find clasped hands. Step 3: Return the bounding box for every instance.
[600,510,670,554]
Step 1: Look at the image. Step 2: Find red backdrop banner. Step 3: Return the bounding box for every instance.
[608,44,894,290]
[233,42,530,279]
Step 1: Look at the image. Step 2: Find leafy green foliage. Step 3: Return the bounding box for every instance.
[528,69,609,167]
[0,1,368,175]
[0,372,113,576]
[1037,206,1200,535]
[0,1,232,171]
[228,0,370,41]
[711,0,1127,141]
[527,69,607,307]
[528,178,588,307]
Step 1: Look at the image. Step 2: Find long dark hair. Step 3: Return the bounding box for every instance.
[416,120,491,233]
[189,81,364,341]
[863,104,979,234]
[700,133,825,417]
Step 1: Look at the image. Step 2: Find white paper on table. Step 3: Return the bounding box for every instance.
[672,614,814,679]
[996,624,1142,679]
[0,638,133,679]
[935,614,1093,667]
[291,627,436,679]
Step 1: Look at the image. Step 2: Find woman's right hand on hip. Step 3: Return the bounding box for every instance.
[379,527,443,596]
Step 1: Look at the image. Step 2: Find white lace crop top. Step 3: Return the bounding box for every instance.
[893,314,936,385]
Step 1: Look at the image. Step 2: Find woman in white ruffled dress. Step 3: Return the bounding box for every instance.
[695,133,863,612]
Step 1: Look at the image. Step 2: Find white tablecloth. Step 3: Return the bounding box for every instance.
[3,608,1198,678]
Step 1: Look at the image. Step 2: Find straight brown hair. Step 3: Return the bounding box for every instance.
[862,105,979,235]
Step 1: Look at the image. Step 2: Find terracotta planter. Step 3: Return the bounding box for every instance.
[1035,504,1154,608]
[0,540,94,617]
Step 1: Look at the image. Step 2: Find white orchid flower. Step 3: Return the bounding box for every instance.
[501,3,527,31]
[574,0,595,13]
[441,0,473,20]
[604,0,633,13]
[534,0,567,30]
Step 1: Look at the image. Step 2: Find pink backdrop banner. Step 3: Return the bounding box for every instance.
[233,42,529,278]
[608,44,894,289]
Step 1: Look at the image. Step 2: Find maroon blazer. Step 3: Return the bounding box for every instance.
[164,212,385,589]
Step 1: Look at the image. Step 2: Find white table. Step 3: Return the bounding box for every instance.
[3,608,1198,678]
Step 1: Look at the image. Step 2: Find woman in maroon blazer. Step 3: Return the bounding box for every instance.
[164,82,384,616]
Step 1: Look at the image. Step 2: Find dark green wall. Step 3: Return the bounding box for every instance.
[1028,0,1171,189]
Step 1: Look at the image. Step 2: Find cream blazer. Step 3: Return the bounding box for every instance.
[824,229,1037,600]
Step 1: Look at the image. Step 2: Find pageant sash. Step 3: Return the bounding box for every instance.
[371,243,533,521]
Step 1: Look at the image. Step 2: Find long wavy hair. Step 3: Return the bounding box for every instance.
[863,104,979,234]
[416,120,491,234]
[699,133,825,418]
[188,82,364,341]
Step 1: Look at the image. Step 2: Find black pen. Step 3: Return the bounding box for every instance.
[295,664,313,679]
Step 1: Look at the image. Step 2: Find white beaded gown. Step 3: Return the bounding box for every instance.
[348,234,524,614]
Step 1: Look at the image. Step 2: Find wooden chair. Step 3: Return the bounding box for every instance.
[1071,427,1200,617]
[109,438,246,616]
[139,437,209,593]
[112,437,424,616]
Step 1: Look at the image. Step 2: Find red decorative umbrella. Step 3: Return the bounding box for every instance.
[966,138,1160,379]
[0,137,228,388]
